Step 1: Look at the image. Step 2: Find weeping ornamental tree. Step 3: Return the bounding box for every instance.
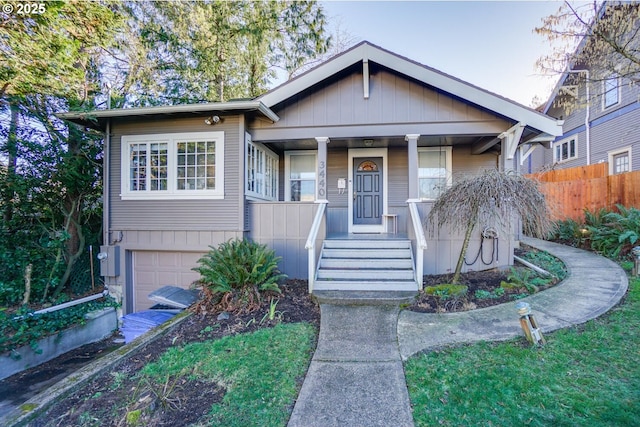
[427,169,552,285]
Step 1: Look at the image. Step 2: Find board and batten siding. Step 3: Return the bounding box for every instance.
[110,116,244,231]
[247,202,321,279]
[415,202,515,275]
[250,68,509,140]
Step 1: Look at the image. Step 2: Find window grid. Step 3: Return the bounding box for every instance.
[613,152,630,174]
[554,138,577,162]
[122,132,224,200]
[246,138,278,200]
[176,141,216,191]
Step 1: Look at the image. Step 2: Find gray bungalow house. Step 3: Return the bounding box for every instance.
[62,42,562,313]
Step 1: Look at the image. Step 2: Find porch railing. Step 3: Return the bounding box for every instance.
[408,201,428,289]
[305,200,328,293]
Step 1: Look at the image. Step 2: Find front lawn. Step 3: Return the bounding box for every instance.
[405,276,640,426]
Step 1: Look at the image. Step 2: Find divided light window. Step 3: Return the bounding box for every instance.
[418,147,452,200]
[613,152,630,174]
[121,132,224,200]
[610,150,631,175]
[554,137,577,163]
[246,134,278,200]
[285,151,316,201]
[603,75,619,109]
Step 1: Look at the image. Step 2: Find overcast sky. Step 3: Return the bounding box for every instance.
[315,0,566,107]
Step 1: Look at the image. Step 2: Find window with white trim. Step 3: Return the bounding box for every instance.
[285,151,316,201]
[246,134,278,200]
[121,132,224,200]
[609,148,631,175]
[418,147,452,200]
[553,137,577,163]
[603,75,619,109]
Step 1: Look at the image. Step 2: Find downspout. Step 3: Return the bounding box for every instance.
[567,69,590,164]
[104,119,110,247]
[585,70,590,165]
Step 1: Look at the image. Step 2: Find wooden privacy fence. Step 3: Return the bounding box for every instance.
[526,164,640,221]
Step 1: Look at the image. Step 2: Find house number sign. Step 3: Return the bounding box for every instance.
[318,160,326,198]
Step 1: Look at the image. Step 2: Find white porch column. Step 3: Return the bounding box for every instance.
[405,134,420,200]
[315,137,329,201]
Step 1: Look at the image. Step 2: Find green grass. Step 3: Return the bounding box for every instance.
[405,276,640,427]
[138,323,316,427]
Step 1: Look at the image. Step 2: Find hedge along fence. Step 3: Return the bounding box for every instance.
[527,164,640,221]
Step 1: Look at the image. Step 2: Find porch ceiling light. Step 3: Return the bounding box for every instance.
[363,139,374,147]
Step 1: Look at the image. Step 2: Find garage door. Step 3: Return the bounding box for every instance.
[133,251,203,312]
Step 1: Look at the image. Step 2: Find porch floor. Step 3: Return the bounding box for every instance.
[326,232,409,240]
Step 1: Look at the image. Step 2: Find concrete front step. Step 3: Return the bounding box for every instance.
[313,290,417,305]
[319,258,413,269]
[315,239,417,291]
[313,280,418,291]
[321,248,411,259]
[323,239,411,249]
[317,268,414,280]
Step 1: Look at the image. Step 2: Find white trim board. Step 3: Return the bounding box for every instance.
[348,147,388,233]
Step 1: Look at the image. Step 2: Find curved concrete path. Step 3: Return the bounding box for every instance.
[398,237,629,359]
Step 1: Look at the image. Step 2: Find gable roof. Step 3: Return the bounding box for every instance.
[259,41,562,136]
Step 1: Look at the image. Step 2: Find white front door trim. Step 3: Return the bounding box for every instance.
[348,147,388,233]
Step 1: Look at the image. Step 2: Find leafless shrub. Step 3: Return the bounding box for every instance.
[427,169,552,283]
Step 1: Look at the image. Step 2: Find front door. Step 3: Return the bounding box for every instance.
[353,157,383,226]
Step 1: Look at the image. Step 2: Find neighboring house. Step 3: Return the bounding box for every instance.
[62,42,562,313]
[528,7,640,175]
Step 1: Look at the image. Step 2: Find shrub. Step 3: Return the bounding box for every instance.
[192,239,285,314]
[0,297,119,353]
[587,205,640,259]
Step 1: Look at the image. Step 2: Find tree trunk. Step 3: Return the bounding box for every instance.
[2,101,19,227]
[452,213,478,284]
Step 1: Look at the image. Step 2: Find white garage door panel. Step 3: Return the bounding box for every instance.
[133,251,203,312]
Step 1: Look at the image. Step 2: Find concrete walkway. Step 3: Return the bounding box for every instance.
[289,238,628,426]
[398,237,629,359]
[288,304,414,427]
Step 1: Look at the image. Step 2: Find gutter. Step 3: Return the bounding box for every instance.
[58,100,280,125]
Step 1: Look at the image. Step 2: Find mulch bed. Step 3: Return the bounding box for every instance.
[27,280,319,427]
[21,246,560,425]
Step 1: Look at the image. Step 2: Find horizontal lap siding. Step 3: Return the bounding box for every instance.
[110,116,242,231]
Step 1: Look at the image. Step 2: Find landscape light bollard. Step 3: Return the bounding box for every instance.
[515,302,545,346]
[632,246,640,276]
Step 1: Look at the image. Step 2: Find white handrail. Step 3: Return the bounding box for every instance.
[305,201,328,293]
[408,201,428,289]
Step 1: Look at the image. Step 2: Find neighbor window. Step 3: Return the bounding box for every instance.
[554,137,577,163]
[418,147,452,200]
[609,148,631,175]
[285,151,316,201]
[121,132,224,200]
[246,133,278,200]
[603,75,619,109]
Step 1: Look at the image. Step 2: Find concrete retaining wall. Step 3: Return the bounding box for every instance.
[0,307,118,381]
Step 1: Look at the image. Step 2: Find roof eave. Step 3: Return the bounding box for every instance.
[58,101,280,130]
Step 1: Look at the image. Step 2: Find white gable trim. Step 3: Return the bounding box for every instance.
[259,42,562,136]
